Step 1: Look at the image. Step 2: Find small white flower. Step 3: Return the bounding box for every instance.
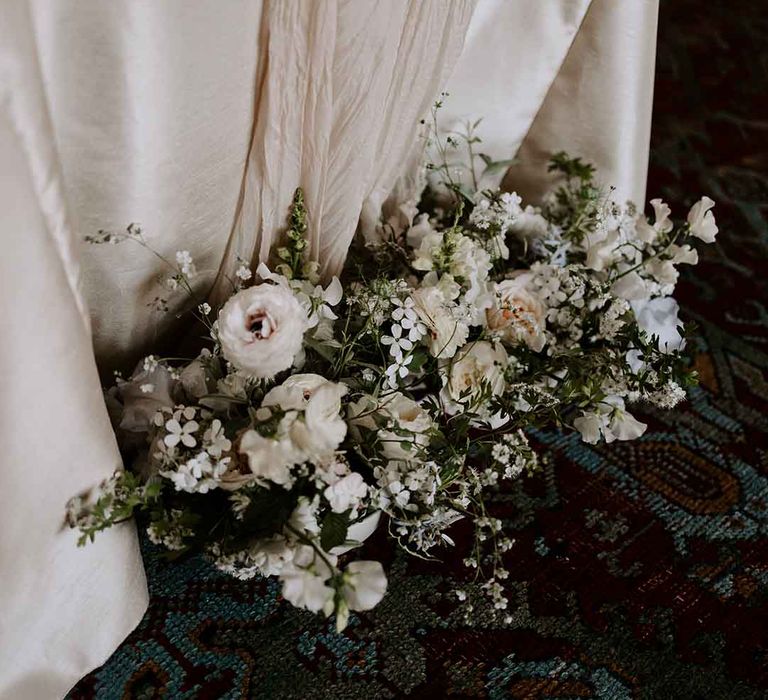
[203,419,232,457]
[164,411,199,448]
[381,324,414,358]
[198,302,212,315]
[384,354,413,388]
[175,250,197,278]
[236,264,253,281]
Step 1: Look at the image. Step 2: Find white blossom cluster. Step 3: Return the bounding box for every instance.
[69,148,718,629]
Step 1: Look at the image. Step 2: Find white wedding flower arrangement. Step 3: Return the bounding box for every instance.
[67,110,717,629]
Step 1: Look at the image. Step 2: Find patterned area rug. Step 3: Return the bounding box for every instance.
[68,3,768,698]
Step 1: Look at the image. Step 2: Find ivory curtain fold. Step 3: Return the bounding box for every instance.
[443,0,659,206]
[0,1,658,696]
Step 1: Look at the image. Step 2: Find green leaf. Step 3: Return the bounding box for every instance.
[480,157,517,179]
[320,510,350,551]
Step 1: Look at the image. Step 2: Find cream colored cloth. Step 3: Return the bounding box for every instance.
[444,0,659,206]
[0,1,657,697]
[1,1,474,697]
[0,3,147,698]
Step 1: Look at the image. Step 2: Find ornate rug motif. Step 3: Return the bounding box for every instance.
[68,3,768,697]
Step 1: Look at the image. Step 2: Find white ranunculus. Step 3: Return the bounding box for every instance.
[631,296,685,352]
[687,196,718,243]
[218,283,306,379]
[324,472,369,513]
[119,362,176,433]
[411,286,469,359]
[440,341,508,427]
[342,560,388,611]
[486,273,547,352]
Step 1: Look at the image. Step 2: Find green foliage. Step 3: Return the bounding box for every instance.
[320,510,350,551]
[275,188,310,280]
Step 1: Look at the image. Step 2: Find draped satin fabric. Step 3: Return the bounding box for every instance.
[444,0,659,206]
[0,1,657,697]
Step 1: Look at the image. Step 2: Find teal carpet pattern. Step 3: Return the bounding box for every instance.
[68,3,768,698]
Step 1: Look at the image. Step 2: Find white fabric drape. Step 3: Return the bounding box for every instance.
[0,1,657,697]
[0,3,148,698]
[444,0,659,205]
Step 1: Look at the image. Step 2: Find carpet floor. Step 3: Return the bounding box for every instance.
[68,2,768,698]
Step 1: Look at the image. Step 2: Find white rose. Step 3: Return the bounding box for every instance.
[348,392,434,461]
[262,373,329,411]
[218,283,306,379]
[291,382,349,460]
[411,286,469,359]
[486,273,547,352]
[440,341,508,427]
[687,196,718,243]
[324,472,369,513]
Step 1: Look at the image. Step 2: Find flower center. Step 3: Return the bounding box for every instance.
[247,310,276,339]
